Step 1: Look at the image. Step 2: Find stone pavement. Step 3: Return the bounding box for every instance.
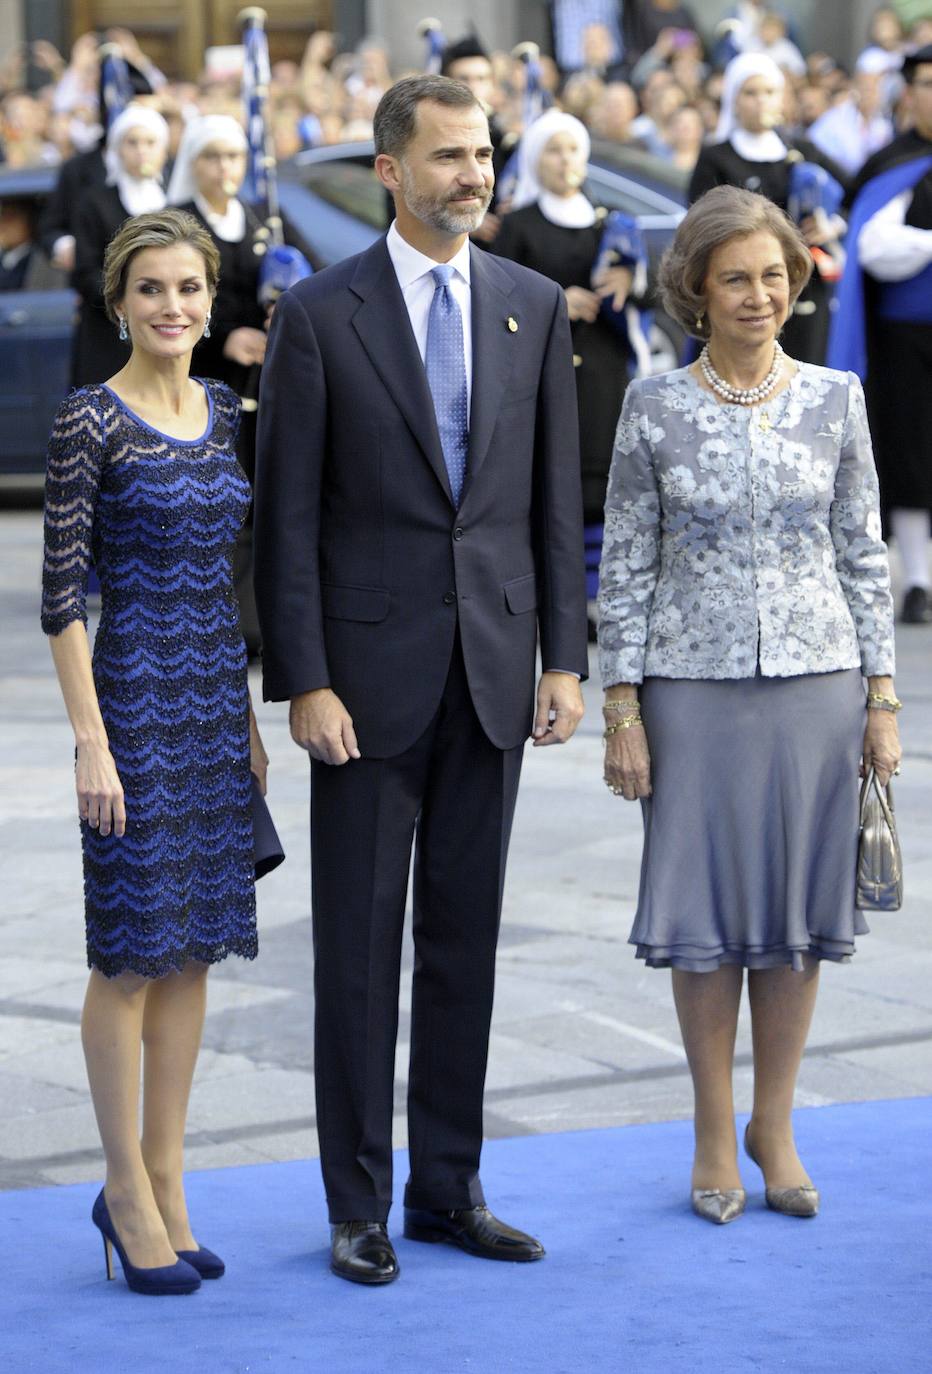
[2,509,930,1191]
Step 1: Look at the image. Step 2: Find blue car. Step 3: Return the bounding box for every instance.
[0,167,76,488]
[1,142,686,484]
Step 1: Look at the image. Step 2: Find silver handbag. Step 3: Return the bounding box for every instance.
[856,769,903,912]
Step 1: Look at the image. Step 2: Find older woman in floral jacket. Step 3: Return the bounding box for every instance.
[598,187,900,1226]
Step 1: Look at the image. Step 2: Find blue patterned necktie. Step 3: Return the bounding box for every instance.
[425,264,468,506]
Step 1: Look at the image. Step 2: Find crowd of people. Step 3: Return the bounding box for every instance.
[1,7,932,178]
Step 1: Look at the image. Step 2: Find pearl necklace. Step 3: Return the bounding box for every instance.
[700,341,784,405]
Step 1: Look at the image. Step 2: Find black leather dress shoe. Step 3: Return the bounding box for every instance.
[403,1204,545,1262]
[330,1222,399,1285]
[901,586,932,624]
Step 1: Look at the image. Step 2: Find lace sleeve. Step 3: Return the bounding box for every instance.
[209,380,243,450]
[40,388,105,636]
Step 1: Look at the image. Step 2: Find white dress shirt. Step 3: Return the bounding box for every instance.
[385,220,472,418]
[858,189,932,281]
[384,222,580,680]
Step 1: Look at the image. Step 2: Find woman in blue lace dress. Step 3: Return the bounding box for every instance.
[41,209,268,1294]
[598,188,900,1226]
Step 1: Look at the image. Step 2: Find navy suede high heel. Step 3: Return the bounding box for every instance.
[92,1190,201,1295]
[175,1245,225,1279]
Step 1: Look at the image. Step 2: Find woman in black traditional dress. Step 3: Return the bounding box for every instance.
[72,104,169,386]
[688,53,849,364]
[167,114,317,653]
[493,109,649,629]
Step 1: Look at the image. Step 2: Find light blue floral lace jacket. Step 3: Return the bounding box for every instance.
[598,364,896,685]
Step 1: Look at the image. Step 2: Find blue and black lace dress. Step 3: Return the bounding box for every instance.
[41,379,258,978]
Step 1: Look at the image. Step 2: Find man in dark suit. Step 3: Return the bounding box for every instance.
[254,74,587,1286]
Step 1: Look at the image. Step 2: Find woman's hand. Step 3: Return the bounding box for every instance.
[249,705,270,794]
[604,724,652,800]
[565,285,601,324]
[76,740,125,837]
[222,327,267,366]
[593,264,634,312]
[861,711,901,787]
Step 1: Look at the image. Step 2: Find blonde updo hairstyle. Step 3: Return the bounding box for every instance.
[658,186,813,341]
[102,209,221,325]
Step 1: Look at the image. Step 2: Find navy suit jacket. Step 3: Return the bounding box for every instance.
[253,235,588,757]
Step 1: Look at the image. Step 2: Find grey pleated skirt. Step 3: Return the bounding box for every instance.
[630,669,869,972]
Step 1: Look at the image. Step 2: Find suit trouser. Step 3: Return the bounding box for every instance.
[310,634,524,1223]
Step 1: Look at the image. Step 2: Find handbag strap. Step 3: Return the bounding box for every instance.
[859,767,897,832]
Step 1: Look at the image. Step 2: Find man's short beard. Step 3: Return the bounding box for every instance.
[400,164,490,234]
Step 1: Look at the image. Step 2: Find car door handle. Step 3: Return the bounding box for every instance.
[0,309,29,326]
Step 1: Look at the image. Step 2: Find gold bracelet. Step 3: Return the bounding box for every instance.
[603,718,642,737]
[603,700,640,713]
[866,693,902,712]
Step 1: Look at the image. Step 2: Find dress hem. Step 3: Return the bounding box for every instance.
[630,937,860,973]
[88,938,259,981]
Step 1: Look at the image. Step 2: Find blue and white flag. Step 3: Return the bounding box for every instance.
[496,43,551,204]
[258,244,314,308]
[417,19,446,74]
[100,46,134,132]
[517,42,547,134]
[786,160,844,224]
[593,211,652,377]
[241,15,271,206]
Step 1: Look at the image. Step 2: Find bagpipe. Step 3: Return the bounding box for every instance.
[416,17,446,73]
[238,8,313,305]
[591,210,652,377]
[785,150,846,282]
[237,8,313,410]
[496,42,550,207]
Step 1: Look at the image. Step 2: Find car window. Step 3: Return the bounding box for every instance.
[589,139,689,198]
[284,157,385,230]
[584,169,680,219]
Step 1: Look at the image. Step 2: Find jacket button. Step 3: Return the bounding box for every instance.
[442,591,456,605]
[453,526,464,540]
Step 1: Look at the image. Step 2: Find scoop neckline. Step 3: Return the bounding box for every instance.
[100,378,214,446]
[681,359,804,412]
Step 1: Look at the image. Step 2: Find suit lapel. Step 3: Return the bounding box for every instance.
[463,245,517,496]
[349,239,453,506]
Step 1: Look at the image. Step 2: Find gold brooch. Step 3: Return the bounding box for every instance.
[506,316,518,333]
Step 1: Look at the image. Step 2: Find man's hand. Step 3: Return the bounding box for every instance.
[564,285,601,324]
[290,688,361,764]
[532,672,584,746]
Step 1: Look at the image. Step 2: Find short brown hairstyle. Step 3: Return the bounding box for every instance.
[658,186,813,340]
[374,74,481,158]
[102,209,221,324]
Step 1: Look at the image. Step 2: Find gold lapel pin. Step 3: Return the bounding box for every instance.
[506,316,518,333]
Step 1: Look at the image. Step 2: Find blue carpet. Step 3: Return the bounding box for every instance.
[4,1099,931,1374]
